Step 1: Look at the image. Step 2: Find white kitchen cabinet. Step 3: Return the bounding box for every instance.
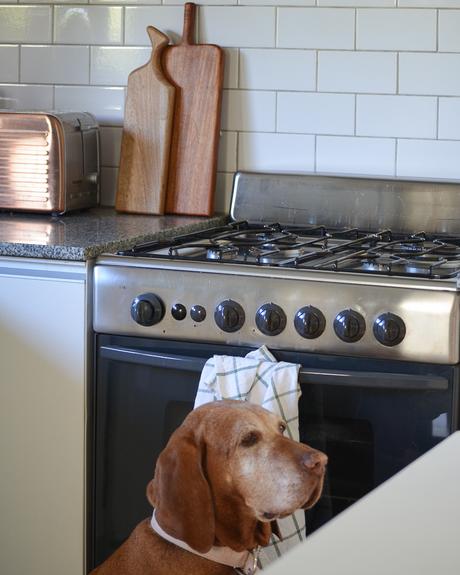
[0,257,90,575]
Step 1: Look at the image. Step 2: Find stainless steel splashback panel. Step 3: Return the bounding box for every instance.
[230,172,460,235]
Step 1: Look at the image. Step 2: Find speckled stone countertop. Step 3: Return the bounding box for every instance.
[0,208,228,261]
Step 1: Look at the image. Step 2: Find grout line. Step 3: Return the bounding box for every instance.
[354,93,357,136]
[122,6,125,46]
[315,50,319,92]
[274,6,278,48]
[274,90,278,132]
[313,134,317,173]
[88,45,92,86]
[436,8,439,53]
[394,138,398,177]
[354,8,357,52]
[436,96,440,140]
[18,44,22,84]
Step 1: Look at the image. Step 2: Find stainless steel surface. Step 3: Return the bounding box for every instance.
[0,111,99,214]
[93,257,460,364]
[230,172,460,235]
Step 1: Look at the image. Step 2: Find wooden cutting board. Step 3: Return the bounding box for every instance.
[163,2,224,216]
[116,26,175,215]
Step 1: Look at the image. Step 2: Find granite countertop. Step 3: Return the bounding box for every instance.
[0,208,228,261]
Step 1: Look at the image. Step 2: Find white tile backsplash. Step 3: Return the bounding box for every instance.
[99,126,122,167]
[238,132,315,172]
[54,85,125,124]
[319,0,394,5]
[318,51,397,93]
[277,92,355,135]
[317,136,396,175]
[356,95,437,138]
[399,53,460,96]
[1,2,460,212]
[223,49,239,89]
[125,6,184,45]
[90,47,150,85]
[0,45,19,82]
[356,9,436,51]
[221,90,276,132]
[200,7,276,48]
[399,1,460,6]
[54,6,123,45]
[0,83,53,109]
[239,49,316,91]
[277,8,355,49]
[217,131,237,172]
[21,45,90,84]
[100,166,118,206]
[439,10,460,52]
[214,172,233,214]
[397,139,460,179]
[0,6,51,43]
[438,98,460,140]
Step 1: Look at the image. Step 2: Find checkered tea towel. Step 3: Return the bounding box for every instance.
[194,345,304,568]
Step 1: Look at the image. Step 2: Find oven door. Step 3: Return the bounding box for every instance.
[89,334,458,571]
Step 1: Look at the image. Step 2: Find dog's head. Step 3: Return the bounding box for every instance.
[147,400,327,553]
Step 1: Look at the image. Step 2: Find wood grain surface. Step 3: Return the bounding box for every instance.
[116,26,175,215]
[163,3,224,216]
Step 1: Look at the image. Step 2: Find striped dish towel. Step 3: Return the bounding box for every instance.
[194,345,303,568]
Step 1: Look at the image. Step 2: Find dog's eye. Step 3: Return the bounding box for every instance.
[279,422,287,434]
[240,431,260,447]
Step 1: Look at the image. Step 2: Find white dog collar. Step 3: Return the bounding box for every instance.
[150,510,260,574]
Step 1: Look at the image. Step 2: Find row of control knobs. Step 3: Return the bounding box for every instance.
[131,294,406,347]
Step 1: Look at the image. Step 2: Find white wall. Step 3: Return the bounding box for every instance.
[1,1,460,213]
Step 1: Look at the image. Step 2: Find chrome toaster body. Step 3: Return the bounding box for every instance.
[0,111,99,214]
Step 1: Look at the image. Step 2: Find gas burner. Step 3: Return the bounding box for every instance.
[214,227,296,246]
[257,247,308,265]
[206,242,240,261]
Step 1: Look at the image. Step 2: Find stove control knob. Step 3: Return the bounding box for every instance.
[256,303,287,336]
[295,306,326,339]
[215,300,245,333]
[334,309,365,343]
[190,305,207,323]
[171,303,187,321]
[131,293,165,326]
[373,313,406,347]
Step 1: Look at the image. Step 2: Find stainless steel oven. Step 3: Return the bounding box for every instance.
[90,171,460,572]
[90,335,458,570]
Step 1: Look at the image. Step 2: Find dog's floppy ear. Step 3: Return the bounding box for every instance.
[149,426,215,553]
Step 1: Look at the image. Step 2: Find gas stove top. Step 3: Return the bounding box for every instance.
[94,172,460,365]
[120,220,460,280]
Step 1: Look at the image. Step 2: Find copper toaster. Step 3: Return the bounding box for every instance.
[0,111,100,214]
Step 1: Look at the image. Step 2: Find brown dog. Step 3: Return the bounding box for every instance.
[90,400,327,575]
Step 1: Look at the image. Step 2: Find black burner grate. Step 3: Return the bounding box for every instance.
[118,221,460,279]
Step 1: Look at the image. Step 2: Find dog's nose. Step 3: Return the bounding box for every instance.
[301,451,328,474]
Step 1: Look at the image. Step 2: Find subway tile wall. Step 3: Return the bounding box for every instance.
[1,1,460,213]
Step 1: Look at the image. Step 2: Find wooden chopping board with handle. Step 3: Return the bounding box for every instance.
[116,26,175,215]
[163,2,224,216]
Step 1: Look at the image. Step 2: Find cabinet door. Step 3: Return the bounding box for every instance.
[0,260,87,575]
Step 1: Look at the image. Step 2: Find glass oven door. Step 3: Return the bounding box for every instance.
[296,364,456,533]
[89,334,458,571]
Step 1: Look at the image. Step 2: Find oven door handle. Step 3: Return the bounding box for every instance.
[100,345,448,390]
[100,345,209,372]
[298,369,448,390]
